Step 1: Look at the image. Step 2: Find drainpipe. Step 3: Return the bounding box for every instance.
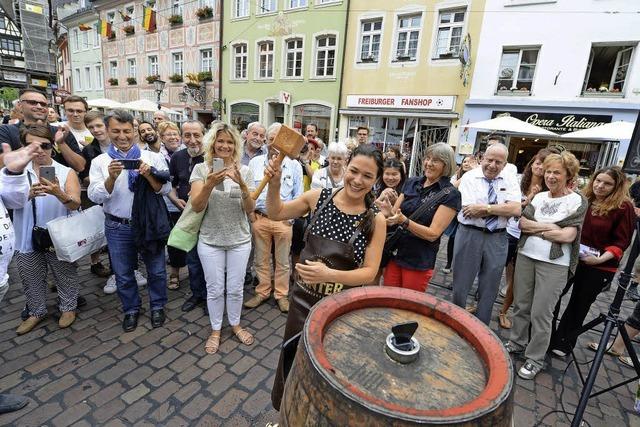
[218,1,224,121]
[335,0,350,142]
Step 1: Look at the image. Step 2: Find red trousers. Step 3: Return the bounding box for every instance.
[383,259,434,292]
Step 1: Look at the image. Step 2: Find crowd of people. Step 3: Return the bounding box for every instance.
[1,87,640,418]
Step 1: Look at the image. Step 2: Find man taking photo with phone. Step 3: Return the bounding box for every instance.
[88,110,171,332]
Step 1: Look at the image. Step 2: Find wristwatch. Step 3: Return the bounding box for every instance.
[402,217,410,228]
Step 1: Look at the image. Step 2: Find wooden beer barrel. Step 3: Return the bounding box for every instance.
[280,287,513,426]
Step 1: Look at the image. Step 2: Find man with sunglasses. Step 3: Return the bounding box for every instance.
[0,89,85,173]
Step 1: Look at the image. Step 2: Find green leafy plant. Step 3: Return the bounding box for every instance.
[108,78,119,86]
[146,74,160,84]
[197,71,212,82]
[169,73,183,83]
[169,15,183,25]
[127,77,137,85]
[196,6,213,20]
[123,25,135,35]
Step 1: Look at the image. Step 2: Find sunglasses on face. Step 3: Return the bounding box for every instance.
[23,142,53,150]
[21,99,48,108]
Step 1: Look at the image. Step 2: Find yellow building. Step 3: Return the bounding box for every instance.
[339,0,485,175]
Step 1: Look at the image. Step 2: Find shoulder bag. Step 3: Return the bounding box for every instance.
[28,173,54,252]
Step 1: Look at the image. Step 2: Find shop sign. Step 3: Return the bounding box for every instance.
[279,91,291,105]
[24,3,43,14]
[31,78,48,88]
[491,111,612,134]
[3,71,27,82]
[346,95,455,111]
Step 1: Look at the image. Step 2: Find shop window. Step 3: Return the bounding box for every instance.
[359,19,382,63]
[314,35,336,78]
[258,0,276,14]
[394,13,421,62]
[433,8,466,59]
[582,45,634,96]
[257,41,274,79]
[232,43,248,80]
[293,104,331,143]
[233,0,249,18]
[284,38,304,78]
[496,48,539,94]
[230,103,259,131]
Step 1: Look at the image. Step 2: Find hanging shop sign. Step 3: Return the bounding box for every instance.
[346,95,456,111]
[491,111,612,134]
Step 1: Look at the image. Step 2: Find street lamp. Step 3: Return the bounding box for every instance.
[154,79,166,110]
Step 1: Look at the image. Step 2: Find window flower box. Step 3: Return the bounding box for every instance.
[169,73,183,83]
[197,71,212,82]
[196,6,213,20]
[146,75,160,84]
[169,15,183,26]
[127,77,137,85]
[108,78,118,86]
[123,25,135,36]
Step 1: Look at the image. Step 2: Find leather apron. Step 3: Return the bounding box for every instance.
[271,189,366,410]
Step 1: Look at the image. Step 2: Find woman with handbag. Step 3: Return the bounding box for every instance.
[12,124,81,335]
[381,143,461,292]
[189,123,255,355]
[265,144,386,410]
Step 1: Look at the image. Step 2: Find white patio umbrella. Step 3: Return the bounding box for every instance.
[87,98,124,109]
[122,99,180,115]
[465,115,558,136]
[561,121,635,140]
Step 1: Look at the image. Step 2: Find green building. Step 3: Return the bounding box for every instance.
[221,0,347,142]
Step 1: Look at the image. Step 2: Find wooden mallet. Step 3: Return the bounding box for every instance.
[251,125,306,200]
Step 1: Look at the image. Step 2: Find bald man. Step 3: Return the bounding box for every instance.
[451,144,521,325]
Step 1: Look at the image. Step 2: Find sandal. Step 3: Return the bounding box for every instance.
[168,276,179,290]
[499,313,512,329]
[205,331,221,354]
[233,327,254,346]
[587,341,622,357]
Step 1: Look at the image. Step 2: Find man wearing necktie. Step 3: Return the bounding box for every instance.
[452,144,521,325]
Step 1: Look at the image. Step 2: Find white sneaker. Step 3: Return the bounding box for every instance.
[104,275,117,294]
[135,270,147,288]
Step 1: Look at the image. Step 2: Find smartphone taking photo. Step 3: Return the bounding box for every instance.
[212,158,225,191]
[120,159,141,170]
[39,166,55,182]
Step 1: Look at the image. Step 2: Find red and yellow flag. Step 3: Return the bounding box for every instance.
[142,6,156,32]
[78,23,92,31]
[98,19,112,37]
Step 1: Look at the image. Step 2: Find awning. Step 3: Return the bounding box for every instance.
[561,121,635,140]
[87,98,124,109]
[122,99,180,115]
[464,115,558,136]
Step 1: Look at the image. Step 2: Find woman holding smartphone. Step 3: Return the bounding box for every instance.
[189,123,255,355]
[12,124,81,335]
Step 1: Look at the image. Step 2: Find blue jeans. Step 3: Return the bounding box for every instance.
[105,218,167,314]
[186,246,206,300]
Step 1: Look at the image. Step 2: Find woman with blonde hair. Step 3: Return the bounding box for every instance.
[551,166,635,356]
[506,151,588,380]
[189,123,256,354]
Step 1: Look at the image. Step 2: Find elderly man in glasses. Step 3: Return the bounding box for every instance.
[0,88,85,173]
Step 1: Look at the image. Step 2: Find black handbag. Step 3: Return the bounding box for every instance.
[28,173,54,252]
[380,187,452,267]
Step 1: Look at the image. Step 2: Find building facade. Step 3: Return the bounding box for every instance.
[0,0,56,94]
[221,0,348,140]
[94,0,219,124]
[461,0,640,176]
[58,0,104,101]
[339,0,485,175]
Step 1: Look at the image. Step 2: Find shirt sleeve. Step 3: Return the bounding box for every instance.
[443,187,462,211]
[457,173,475,206]
[242,166,255,193]
[605,201,635,260]
[88,156,111,204]
[502,174,522,203]
[0,169,29,209]
[0,125,20,151]
[311,169,323,189]
[189,163,206,184]
[291,161,303,198]
[151,152,171,195]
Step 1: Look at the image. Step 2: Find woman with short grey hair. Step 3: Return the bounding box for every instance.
[381,142,461,291]
[311,141,349,189]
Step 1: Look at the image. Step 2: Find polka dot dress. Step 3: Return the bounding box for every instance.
[307,189,372,265]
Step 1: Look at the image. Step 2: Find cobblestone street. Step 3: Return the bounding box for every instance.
[0,238,639,426]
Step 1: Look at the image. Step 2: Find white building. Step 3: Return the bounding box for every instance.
[460,0,640,176]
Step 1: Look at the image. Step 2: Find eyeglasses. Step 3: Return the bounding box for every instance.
[21,99,48,108]
[66,109,86,114]
[23,142,53,150]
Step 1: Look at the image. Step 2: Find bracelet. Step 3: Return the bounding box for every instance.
[402,218,410,228]
[487,204,492,214]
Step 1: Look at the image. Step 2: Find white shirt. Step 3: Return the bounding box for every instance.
[67,126,94,150]
[457,166,521,229]
[503,162,518,179]
[248,154,303,213]
[519,191,582,266]
[0,169,29,287]
[311,166,344,190]
[88,149,171,220]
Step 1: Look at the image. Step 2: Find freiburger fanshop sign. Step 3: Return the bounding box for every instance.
[346,95,456,111]
[491,111,612,134]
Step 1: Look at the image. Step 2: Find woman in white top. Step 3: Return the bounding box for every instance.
[190,123,256,355]
[311,141,348,190]
[12,124,81,335]
[506,151,587,380]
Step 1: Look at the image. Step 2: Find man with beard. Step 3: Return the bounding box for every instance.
[241,122,266,166]
[138,121,160,151]
[168,121,208,313]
